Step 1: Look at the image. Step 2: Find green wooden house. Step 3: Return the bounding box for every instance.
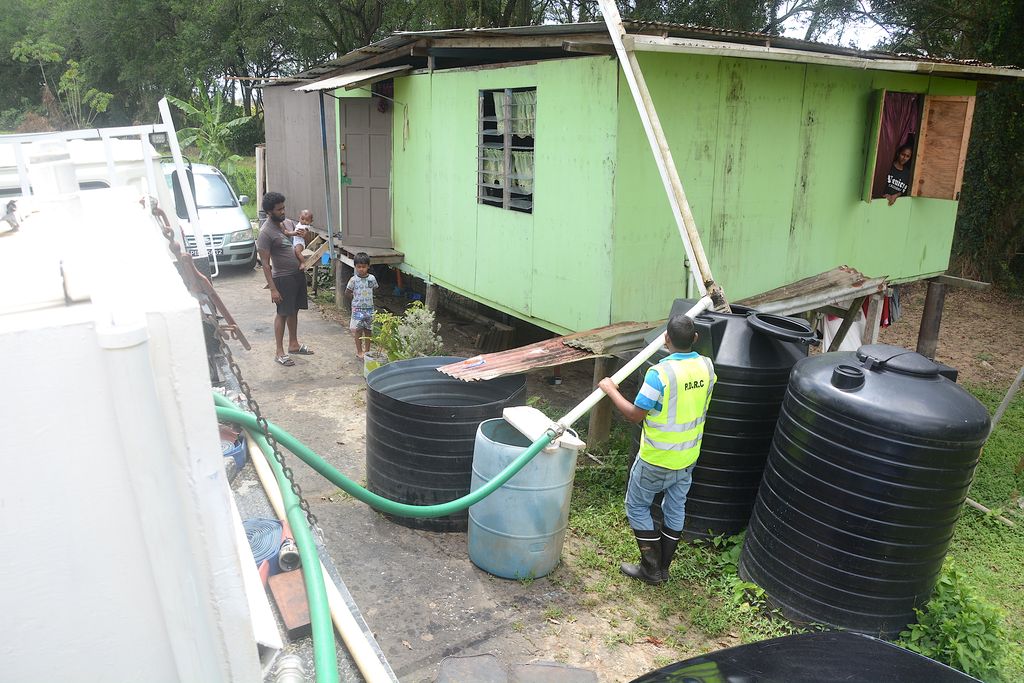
[265,22,1023,334]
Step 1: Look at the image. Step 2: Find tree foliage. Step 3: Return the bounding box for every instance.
[167,81,252,174]
[9,38,112,129]
[0,0,1020,283]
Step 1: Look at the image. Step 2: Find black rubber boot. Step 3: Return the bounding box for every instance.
[660,527,682,582]
[620,530,664,585]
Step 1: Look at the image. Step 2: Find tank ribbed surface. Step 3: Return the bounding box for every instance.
[739,344,991,636]
[365,356,526,531]
[640,300,810,540]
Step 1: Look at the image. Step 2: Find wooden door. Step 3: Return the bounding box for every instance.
[341,98,393,248]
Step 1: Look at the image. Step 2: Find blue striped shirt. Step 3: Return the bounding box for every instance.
[634,352,701,412]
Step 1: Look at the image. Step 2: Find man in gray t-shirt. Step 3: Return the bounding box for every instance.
[257,192,314,366]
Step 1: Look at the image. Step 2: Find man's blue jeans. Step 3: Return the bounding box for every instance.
[625,456,695,532]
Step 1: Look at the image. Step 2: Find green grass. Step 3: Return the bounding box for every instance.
[565,423,802,653]
[231,156,258,220]
[563,384,1024,681]
[945,385,1024,681]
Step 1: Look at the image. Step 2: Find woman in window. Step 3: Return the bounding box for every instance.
[884,145,913,205]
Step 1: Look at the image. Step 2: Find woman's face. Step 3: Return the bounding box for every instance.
[897,147,913,165]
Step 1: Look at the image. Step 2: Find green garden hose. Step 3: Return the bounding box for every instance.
[213,400,554,519]
[214,394,338,683]
[214,393,553,683]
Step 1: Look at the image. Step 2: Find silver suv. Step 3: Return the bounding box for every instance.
[163,163,256,269]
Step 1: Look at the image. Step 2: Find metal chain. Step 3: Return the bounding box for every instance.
[152,206,321,533]
[219,339,321,532]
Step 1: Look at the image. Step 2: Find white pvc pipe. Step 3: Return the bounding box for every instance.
[598,0,711,298]
[557,296,713,429]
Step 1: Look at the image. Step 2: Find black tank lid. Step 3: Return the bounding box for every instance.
[856,344,941,378]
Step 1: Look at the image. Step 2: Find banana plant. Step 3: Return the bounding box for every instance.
[167,80,251,175]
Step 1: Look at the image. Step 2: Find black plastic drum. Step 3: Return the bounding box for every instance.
[365,356,526,531]
[739,344,990,636]
[639,299,814,540]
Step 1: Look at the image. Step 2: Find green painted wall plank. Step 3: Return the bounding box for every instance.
[391,56,618,332]
[709,58,806,299]
[871,72,929,93]
[612,57,974,319]
[611,53,723,321]
[928,77,977,97]
[391,76,434,275]
[791,66,877,278]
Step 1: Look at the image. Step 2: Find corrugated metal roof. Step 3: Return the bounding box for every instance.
[437,320,658,381]
[268,19,1021,87]
[294,65,412,92]
[563,320,660,355]
[736,265,888,315]
[438,338,596,381]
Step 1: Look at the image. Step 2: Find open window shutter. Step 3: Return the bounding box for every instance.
[862,89,886,203]
[911,95,976,200]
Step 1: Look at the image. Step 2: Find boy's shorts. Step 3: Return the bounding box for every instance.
[350,308,373,332]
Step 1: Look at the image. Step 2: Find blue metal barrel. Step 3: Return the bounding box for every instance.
[468,418,580,579]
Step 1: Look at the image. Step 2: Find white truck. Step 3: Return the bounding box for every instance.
[0,123,255,274]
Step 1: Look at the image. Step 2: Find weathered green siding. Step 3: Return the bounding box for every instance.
[612,53,976,322]
[388,51,977,331]
[391,56,619,333]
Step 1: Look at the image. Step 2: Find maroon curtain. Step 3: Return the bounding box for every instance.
[872,93,920,198]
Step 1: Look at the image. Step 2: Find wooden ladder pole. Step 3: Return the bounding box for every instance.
[597,0,728,311]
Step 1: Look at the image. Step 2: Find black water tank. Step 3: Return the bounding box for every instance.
[365,356,526,532]
[739,344,990,637]
[640,299,814,540]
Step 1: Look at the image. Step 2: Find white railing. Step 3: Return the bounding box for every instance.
[0,97,218,276]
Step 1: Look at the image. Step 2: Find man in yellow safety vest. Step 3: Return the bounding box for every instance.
[598,315,716,584]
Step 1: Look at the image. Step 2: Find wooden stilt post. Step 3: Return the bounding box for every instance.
[589,356,614,449]
[916,280,947,359]
[335,260,349,312]
[425,283,440,313]
[863,293,883,345]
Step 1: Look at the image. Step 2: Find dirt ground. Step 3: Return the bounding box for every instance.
[215,266,1023,683]
[877,281,1024,387]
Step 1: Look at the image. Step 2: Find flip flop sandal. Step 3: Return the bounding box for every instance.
[289,344,314,355]
[275,355,295,366]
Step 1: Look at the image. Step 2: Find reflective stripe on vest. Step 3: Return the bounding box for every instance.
[638,355,715,470]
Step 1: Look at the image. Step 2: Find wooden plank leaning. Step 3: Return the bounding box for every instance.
[597,0,729,312]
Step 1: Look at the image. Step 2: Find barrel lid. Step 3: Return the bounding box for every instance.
[856,344,941,377]
[502,406,586,451]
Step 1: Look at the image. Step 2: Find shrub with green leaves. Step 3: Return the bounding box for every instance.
[899,561,1008,682]
[226,164,256,202]
[397,301,443,358]
[366,309,404,361]
[366,302,443,361]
